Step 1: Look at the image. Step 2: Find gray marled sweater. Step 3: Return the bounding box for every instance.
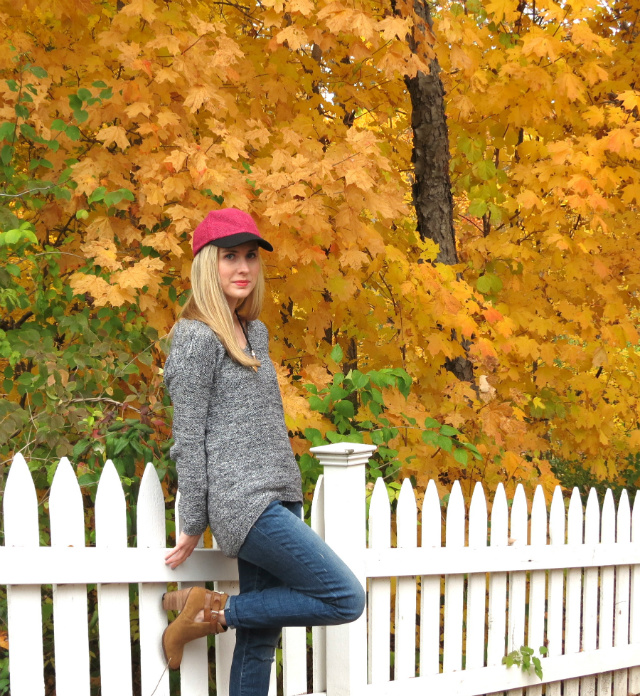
[164,318,302,557]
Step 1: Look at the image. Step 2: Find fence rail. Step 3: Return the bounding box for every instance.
[1,443,640,696]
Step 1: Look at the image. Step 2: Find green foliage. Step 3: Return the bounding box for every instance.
[300,362,482,509]
[503,645,548,681]
[550,451,640,504]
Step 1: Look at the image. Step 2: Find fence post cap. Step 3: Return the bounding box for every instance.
[310,442,377,466]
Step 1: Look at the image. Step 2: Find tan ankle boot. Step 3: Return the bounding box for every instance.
[162,586,229,669]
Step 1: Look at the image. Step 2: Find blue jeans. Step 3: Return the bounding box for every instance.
[224,500,365,696]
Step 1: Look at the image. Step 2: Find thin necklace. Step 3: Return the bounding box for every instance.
[235,310,257,362]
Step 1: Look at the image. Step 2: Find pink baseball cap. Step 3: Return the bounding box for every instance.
[192,208,273,256]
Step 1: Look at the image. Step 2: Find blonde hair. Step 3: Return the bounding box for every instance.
[174,244,264,368]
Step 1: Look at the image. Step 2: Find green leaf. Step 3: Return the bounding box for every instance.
[472,159,497,181]
[0,122,15,140]
[27,65,48,78]
[15,104,29,119]
[65,125,81,141]
[92,80,108,88]
[20,123,38,140]
[468,199,488,217]
[77,87,92,102]
[453,448,469,466]
[51,119,66,131]
[330,344,343,363]
[73,109,89,123]
[308,395,327,413]
[73,440,90,459]
[421,430,439,446]
[477,275,493,294]
[424,417,440,429]
[436,435,453,452]
[88,186,106,204]
[1,145,14,164]
[104,188,135,207]
[440,424,460,436]
[350,370,369,389]
[333,400,354,418]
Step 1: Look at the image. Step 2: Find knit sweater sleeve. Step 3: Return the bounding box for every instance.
[164,320,220,536]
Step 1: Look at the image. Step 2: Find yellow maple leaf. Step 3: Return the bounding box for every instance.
[555,72,586,102]
[344,166,375,190]
[583,106,605,127]
[485,0,520,22]
[618,91,640,112]
[605,128,634,155]
[81,239,121,271]
[377,16,411,41]
[114,257,164,291]
[184,85,223,112]
[125,101,151,118]
[119,0,158,22]
[69,273,133,307]
[96,125,130,150]
[275,25,309,50]
[522,32,562,61]
[516,190,541,209]
[339,247,369,269]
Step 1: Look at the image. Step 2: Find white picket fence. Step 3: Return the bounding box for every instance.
[1,442,640,696]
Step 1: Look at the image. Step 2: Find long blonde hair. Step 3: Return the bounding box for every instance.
[173,244,264,368]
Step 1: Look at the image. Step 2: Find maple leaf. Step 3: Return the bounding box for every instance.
[96,125,130,150]
[522,32,563,61]
[276,26,309,50]
[81,239,121,271]
[184,85,224,112]
[485,0,520,22]
[377,16,412,41]
[555,72,586,102]
[516,190,541,209]
[120,0,158,22]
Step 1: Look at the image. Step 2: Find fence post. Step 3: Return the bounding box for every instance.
[311,442,376,696]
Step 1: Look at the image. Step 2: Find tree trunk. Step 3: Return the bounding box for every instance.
[406,0,475,382]
[405,0,457,265]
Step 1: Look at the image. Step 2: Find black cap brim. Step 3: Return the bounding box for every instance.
[208,232,273,252]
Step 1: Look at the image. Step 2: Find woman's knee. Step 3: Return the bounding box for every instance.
[334,578,366,623]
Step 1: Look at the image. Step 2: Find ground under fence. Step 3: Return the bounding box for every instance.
[1,442,639,696]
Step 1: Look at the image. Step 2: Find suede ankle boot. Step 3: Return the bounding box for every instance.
[162,586,228,669]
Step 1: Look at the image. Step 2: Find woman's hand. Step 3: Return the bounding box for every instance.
[165,531,202,569]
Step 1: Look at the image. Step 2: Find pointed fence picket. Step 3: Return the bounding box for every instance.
[546,487,566,696]
[525,486,546,696]
[368,478,391,685]
[419,479,442,680]
[466,483,487,672]
[564,488,583,696]
[3,453,45,696]
[394,479,417,681]
[3,445,640,696]
[50,457,90,696]
[582,488,601,696]
[487,482,508,688]
[631,494,640,695]
[137,463,170,696]
[443,481,465,675]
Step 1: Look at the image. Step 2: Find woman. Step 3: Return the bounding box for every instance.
[161,208,365,696]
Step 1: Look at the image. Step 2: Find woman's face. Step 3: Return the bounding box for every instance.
[218,242,260,309]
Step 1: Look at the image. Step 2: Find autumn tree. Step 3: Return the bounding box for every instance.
[0,0,639,509]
